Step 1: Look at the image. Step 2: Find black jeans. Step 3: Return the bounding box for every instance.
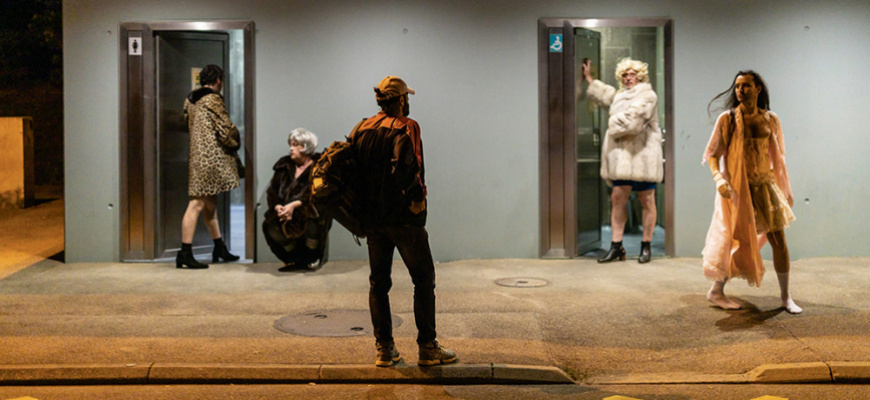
[366,225,437,345]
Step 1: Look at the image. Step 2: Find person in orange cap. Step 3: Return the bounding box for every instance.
[350,76,457,367]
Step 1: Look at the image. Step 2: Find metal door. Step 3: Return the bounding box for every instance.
[574,28,602,256]
[155,31,230,259]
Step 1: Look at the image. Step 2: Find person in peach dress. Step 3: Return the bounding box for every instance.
[701,70,801,314]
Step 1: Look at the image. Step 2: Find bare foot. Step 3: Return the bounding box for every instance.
[707,288,741,310]
[782,296,803,314]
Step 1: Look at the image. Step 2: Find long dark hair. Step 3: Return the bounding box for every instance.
[707,70,770,117]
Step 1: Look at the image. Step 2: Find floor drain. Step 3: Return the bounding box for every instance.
[274,309,402,337]
[495,277,549,288]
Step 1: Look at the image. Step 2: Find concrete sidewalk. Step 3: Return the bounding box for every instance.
[0,198,63,280]
[3,199,870,386]
[1,254,870,386]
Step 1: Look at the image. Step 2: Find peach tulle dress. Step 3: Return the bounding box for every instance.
[701,108,795,287]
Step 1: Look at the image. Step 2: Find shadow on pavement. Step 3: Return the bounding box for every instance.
[49,250,65,263]
[241,260,365,277]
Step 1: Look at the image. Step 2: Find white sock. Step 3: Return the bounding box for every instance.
[707,279,741,310]
[777,272,803,314]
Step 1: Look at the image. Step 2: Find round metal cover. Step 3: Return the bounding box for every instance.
[274,309,403,337]
[494,277,549,288]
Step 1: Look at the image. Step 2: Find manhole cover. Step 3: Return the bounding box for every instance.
[494,277,549,288]
[274,310,403,337]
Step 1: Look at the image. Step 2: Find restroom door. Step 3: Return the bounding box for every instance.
[539,18,674,259]
[155,31,230,259]
[574,28,602,256]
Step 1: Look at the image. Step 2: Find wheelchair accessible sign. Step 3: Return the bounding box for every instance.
[549,34,563,53]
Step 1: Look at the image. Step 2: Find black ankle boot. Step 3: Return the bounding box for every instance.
[638,241,652,264]
[212,238,240,263]
[176,243,208,269]
[598,241,626,263]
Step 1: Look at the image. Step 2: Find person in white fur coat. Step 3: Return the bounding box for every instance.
[580,58,663,264]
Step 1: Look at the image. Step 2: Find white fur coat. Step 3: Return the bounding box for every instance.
[587,80,664,184]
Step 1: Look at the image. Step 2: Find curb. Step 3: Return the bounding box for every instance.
[5,362,869,386]
[0,363,575,386]
[590,362,870,385]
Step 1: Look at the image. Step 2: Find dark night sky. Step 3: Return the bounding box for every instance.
[0,0,64,186]
[0,0,63,87]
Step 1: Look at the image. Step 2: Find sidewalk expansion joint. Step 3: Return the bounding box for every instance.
[0,363,575,386]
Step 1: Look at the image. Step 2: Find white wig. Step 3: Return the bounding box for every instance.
[614,58,650,89]
[288,127,318,155]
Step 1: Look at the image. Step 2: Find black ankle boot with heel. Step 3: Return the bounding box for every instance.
[176,243,209,269]
[212,238,240,263]
[598,241,626,263]
[638,241,652,264]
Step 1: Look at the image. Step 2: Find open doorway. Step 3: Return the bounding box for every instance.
[538,18,674,259]
[118,21,255,262]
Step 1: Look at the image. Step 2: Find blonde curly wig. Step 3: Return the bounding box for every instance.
[614,58,650,89]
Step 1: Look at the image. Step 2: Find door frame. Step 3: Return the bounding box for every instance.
[538,18,674,258]
[154,30,231,260]
[118,20,255,261]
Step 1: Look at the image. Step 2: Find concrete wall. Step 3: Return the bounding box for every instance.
[63,0,870,262]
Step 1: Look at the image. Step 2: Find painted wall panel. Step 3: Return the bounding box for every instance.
[63,0,870,262]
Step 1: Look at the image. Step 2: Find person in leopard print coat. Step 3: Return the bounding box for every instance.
[176,64,240,269]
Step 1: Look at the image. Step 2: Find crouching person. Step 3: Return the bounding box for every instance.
[263,128,331,271]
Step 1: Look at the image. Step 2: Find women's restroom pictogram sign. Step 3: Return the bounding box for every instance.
[129,37,142,56]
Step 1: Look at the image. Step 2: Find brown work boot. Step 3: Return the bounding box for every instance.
[417,340,457,366]
[375,342,401,367]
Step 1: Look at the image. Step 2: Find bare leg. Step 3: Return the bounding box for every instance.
[707,279,741,310]
[637,188,657,242]
[610,186,631,242]
[181,197,206,243]
[200,195,222,240]
[768,230,802,314]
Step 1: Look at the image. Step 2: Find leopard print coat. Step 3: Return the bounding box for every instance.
[183,88,240,197]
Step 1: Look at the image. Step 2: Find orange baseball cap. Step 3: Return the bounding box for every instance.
[374,75,415,101]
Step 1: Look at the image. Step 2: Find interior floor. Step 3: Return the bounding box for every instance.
[582,225,666,259]
[230,203,246,259]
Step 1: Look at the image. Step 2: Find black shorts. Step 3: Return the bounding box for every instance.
[612,180,656,192]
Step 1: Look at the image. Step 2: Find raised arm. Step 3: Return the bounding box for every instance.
[582,58,593,84]
[586,79,617,107]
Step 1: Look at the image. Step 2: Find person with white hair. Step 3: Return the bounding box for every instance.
[580,57,664,264]
[262,128,331,271]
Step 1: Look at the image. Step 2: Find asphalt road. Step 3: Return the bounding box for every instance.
[2,383,870,400]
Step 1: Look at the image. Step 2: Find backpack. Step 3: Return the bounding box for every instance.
[310,119,366,242]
